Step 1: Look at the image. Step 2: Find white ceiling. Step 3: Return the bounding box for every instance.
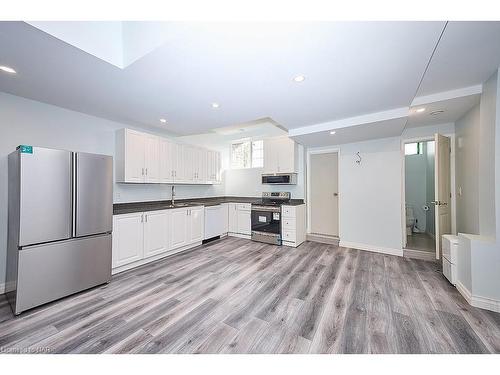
[417,21,500,96]
[291,117,408,147]
[407,94,481,128]
[1,21,499,145]
[0,21,443,135]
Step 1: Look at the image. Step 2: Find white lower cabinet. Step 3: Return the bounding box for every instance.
[170,208,189,249]
[281,204,306,247]
[143,210,169,258]
[188,206,205,243]
[112,206,204,273]
[112,212,144,268]
[227,203,251,236]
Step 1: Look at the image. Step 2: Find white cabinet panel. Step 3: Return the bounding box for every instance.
[123,129,146,183]
[144,134,160,183]
[222,204,229,234]
[263,136,298,174]
[170,208,188,249]
[281,204,306,248]
[263,138,278,174]
[112,212,144,268]
[188,206,205,243]
[143,210,169,258]
[277,137,297,173]
[237,209,251,235]
[172,143,185,182]
[184,145,195,183]
[228,203,238,233]
[198,148,208,183]
[159,138,174,183]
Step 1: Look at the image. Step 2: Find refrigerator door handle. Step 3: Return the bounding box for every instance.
[71,152,77,238]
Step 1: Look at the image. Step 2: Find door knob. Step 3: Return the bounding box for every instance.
[333,193,339,197]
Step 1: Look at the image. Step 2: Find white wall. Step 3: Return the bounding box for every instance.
[455,68,500,312]
[338,137,403,253]
[0,92,224,287]
[479,71,498,237]
[455,104,481,234]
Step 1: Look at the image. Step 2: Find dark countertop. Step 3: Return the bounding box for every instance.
[113,196,305,215]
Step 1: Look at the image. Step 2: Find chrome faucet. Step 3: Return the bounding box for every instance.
[171,185,175,206]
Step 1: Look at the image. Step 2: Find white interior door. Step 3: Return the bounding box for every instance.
[434,133,451,260]
[309,152,339,237]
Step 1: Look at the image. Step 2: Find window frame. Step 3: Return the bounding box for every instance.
[230,139,264,169]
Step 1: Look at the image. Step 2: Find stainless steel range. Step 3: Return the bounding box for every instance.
[251,192,291,245]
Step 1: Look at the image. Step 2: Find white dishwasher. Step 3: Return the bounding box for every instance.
[204,205,225,240]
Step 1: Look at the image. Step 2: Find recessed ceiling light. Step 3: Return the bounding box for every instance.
[0,65,16,74]
[293,75,305,83]
[160,118,167,123]
[415,108,426,113]
[212,103,220,109]
[330,130,336,135]
[430,110,445,116]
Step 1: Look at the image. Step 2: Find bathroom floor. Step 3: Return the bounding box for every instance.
[406,233,435,253]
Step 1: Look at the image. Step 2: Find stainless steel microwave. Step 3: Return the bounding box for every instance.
[261,173,297,185]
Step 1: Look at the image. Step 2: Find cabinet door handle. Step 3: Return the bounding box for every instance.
[145,214,148,223]
[141,168,144,176]
[145,168,148,175]
[141,213,144,223]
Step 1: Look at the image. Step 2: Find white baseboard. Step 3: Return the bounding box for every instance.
[339,241,403,257]
[456,281,500,313]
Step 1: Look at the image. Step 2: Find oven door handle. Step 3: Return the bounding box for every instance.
[251,206,281,212]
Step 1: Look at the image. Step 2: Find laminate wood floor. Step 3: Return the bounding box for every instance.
[1,237,499,354]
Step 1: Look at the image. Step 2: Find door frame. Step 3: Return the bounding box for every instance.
[400,134,456,250]
[306,147,341,237]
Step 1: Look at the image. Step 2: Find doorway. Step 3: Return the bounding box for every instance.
[404,140,436,254]
[308,151,339,238]
[403,134,452,260]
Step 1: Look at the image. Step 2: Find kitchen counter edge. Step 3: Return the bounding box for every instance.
[113,197,305,215]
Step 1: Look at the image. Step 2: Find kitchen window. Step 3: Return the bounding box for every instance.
[231,140,264,169]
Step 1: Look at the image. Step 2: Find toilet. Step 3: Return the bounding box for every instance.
[406,205,415,236]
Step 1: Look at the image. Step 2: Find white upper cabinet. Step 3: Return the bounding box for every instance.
[263,136,298,174]
[172,143,185,182]
[116,128,220,185]
[144,134,160,183]
[159,138,174,183]
[116,129,145,183]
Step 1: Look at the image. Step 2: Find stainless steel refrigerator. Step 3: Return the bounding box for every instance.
[6,146,113,315]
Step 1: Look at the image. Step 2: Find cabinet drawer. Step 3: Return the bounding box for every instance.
[282,206,296,218]
[282,217,296,229]
[282,230,296,242]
